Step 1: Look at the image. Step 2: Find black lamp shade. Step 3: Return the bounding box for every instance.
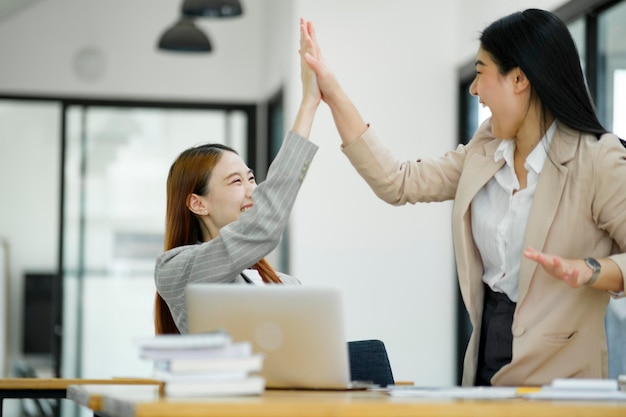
[158,19,212,52]
[182,0,243,18]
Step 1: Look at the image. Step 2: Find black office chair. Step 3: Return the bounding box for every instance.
[348,339,395,387]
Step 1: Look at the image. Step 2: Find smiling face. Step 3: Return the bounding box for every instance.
[469,47,530,140]
[189,150,256,239]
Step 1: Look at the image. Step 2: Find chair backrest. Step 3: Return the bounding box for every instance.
[348,339,395,387]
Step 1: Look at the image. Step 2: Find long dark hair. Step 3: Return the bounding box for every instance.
[480,8,608,139]
[155,143,282,335]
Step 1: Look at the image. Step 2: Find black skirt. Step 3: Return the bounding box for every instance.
[475,284,516,386]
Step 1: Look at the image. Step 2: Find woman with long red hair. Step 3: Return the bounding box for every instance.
[154,22,321,334]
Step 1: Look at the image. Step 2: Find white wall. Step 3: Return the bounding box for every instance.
[0,101,61,379]
[287,0,459,385]
[457,0,568,64]
[0,239,8,377]
[0,0,569,387]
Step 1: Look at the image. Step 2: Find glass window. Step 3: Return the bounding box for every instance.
[614,69,626,137]
[568,18,586,74]
[598,1,626,137]
[62,106,249,380]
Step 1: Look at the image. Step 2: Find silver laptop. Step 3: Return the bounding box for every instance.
[186,284,355,389]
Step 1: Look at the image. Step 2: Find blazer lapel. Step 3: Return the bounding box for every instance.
[454,140,503,317]
[456,145,504,210]
[517,123,579,304]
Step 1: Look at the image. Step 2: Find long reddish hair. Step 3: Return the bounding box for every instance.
[155,144,282,335]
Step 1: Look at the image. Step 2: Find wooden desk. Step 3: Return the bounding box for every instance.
[67,384,626,417]
[0,378,162,417]
[68,383,164,414]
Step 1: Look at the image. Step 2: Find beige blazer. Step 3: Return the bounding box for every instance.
[343,119,626,386]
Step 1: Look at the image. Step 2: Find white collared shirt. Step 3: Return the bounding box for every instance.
[241,269,265,285]
[471,123,556,302]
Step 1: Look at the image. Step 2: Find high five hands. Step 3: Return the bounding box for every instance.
[300,18,338,105]
[299,18,368,147]
[298,18,322,108]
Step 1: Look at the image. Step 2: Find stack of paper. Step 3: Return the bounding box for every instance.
[386,385,518,399]
[136,331,264,397]
[387,379,626,401]
[522,378,626,401]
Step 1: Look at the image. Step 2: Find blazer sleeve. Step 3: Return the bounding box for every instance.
[340,122,493,205]
[155,131,317,331]
[593,133,626,293]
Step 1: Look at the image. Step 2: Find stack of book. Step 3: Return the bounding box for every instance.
[136,330,264,397]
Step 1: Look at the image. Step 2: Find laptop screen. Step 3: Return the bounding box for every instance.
[185,284,352,389]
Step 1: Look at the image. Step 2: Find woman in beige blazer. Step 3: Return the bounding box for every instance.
[300,10,626,386]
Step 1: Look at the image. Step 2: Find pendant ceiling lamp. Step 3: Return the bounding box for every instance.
[157,0,243,53]
[182,0,243,18]
[158,18,212,53]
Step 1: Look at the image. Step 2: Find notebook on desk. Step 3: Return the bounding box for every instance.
[186,284,362,390]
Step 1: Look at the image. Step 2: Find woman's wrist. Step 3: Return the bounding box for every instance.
[582,258,601,286]
[300,96,320,111]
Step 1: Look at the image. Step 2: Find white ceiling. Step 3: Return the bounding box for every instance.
[0,0,39,23]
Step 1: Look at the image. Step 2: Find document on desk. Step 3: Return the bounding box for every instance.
[387,378,626,401]
[386,386,518,399]
[522,378,626,401]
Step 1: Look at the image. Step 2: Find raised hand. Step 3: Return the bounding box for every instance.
[300,18,338,104]
[299,18,321,108]
[291,18,322,138]
[299,18,368,146]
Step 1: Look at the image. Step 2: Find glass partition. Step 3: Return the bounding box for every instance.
[598,1,626,138]
[61,106,249,381]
